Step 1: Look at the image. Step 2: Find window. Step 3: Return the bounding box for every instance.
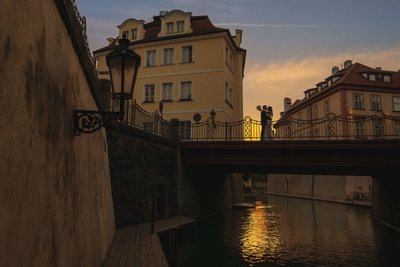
[163,48,174,65]
[162,83,173,101]
[369,74,376,81]
[181,46,193,63]
[122,30,129,39]
[225,82,232,104]
[179,121,191,140]
[225,47,229,64]
[353,94,364,110]
[324,99,330,114]
[166,22,173,34]
[356,120,365,137]
[144,84,155,102]
[177,21,184,32]
[371,95,382,111]
[180,81,192,100]
[384,75,391,82]
[393,96,400,112]
[131,28,138,40]
[146,50,157,67]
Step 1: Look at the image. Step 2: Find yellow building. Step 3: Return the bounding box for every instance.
[94,10,246,130]
[268,61,400,204]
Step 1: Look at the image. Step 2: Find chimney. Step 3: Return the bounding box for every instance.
[332,66,339,75]
[284,97,292,112]
[159,10,168,16]
[107,38,115,45]
[234,29,242,47]
[344,59,352,69]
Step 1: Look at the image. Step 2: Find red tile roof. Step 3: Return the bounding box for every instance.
[94,15,237,54]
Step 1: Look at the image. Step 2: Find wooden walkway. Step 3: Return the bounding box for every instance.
[103,216,195,267]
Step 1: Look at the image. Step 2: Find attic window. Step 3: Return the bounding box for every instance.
[369,74,376,81]
[332,76,340,83]
[177,21,184,32]
[131,28,138,40]
[166,22,173,34]
[384,75,391,82]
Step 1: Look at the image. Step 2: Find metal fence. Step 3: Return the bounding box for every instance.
[115,102,400,141]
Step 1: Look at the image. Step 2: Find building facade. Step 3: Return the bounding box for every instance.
[268,61,400,205]
[94,10,246,130]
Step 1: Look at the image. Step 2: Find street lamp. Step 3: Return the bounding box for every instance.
[73,37,141,135]
[210,109,216,124]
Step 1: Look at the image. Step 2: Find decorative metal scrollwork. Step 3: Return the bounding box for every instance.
[373,111,385,138]
[207,119,215,140]
[73,110,122,136]
[244,116,252,139]
[326,113,337,137]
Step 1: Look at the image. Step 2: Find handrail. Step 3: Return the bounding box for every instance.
[114,101,400,141]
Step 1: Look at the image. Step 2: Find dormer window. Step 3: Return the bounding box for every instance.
[384,75,391,82]
[166,22,173,34]
[369,74,376,81]
[177,21,184,32]
[332,76,340,83]
[122,30,129,39]
[131,28,138,40]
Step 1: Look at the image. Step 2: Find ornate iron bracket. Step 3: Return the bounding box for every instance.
[73,109,122,136]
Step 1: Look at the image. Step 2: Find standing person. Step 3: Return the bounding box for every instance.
[266,106,273,140]
[257,105,268,141]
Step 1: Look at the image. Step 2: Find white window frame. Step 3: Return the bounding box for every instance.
[177,21,184,32]
[181,45,193,63]
[393,96,400,112]
[166,22,173,34]
[131,28,138,40]
[180,81,192,100]
[163,48,174,65]
[162,82,173,101]
[384,75,391,82]
[370,95,382,111]
[353,94,364,110]
[146,50,157,67]
[144,84,155,103]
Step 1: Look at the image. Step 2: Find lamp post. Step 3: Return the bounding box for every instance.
[207,109,216,139]
[73,37,140,135]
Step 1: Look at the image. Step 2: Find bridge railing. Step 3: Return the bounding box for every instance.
[182,112,400,141]
[113,101,400,141]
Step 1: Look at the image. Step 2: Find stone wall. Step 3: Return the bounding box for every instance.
[0,0,115,266]
[107,126,179,228]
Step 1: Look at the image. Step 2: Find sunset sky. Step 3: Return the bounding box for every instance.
[76,0,400,119]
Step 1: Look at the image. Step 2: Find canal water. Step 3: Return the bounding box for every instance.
[171,195,400,266]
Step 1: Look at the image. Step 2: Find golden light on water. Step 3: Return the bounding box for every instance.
[239,202,283,265]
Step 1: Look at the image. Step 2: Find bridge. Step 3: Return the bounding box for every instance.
[179,139,400,176]
[114,102,400,230]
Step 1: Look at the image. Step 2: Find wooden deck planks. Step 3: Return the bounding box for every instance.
[103,216,194,267]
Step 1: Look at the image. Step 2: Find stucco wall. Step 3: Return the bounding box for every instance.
[0,0,115,266]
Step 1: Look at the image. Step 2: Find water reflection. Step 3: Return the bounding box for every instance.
[239,201,282,265]
[176,195,400,266]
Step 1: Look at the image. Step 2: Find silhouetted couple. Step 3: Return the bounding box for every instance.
[257,105,273,141]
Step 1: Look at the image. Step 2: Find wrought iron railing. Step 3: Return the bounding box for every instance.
[114,102,400,141]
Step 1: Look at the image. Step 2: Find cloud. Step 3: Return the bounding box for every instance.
[243,46,400,120]
[215,23,326,28]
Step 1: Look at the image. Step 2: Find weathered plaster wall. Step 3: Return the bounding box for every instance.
[0,0,115,266]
